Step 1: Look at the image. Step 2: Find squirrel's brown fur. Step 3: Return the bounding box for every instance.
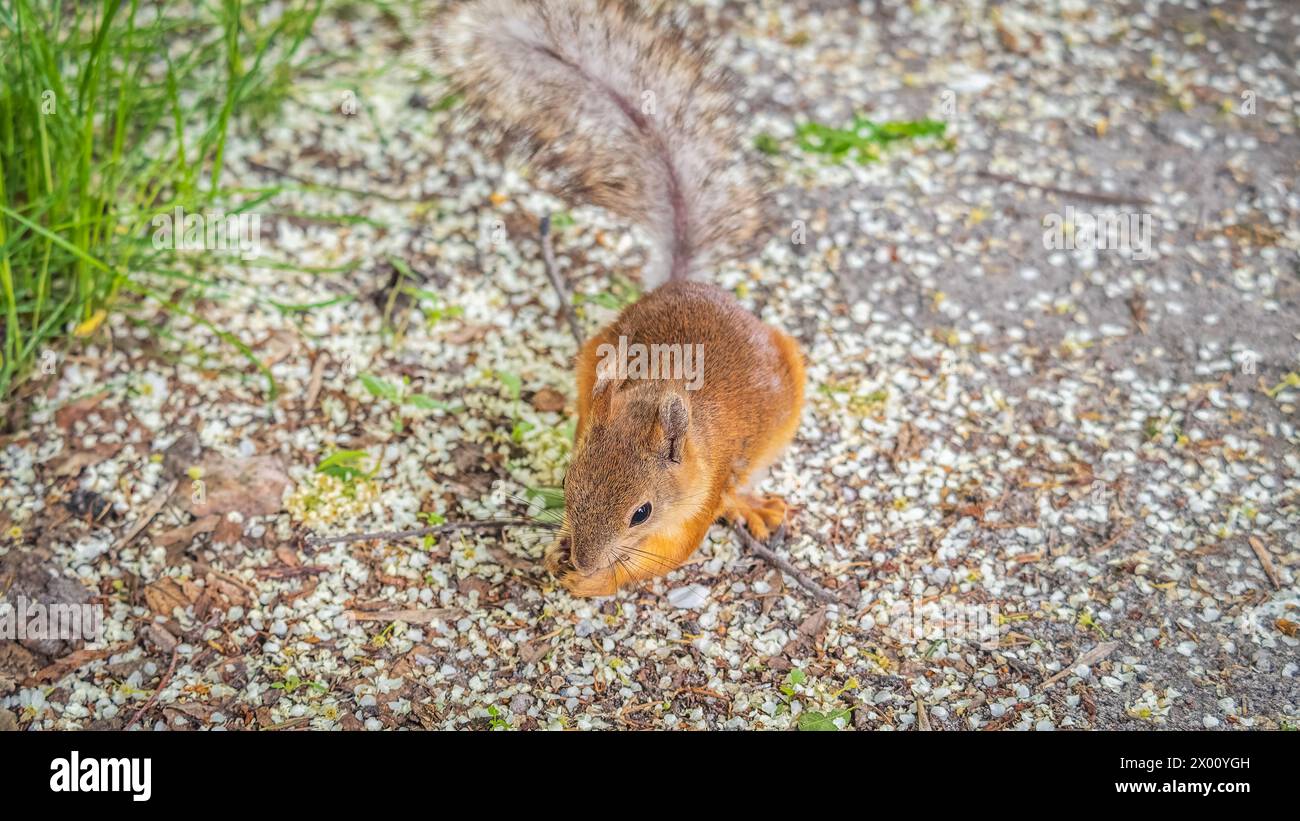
[438,1,804,596]
[545,281,804,596]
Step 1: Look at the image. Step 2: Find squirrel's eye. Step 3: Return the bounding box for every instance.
[630,502,652,526]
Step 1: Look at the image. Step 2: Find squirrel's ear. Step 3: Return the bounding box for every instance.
[659,393,689,463]
[591,358,622,411]
[592,361,614,397]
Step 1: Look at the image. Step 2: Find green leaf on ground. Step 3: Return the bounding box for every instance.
[798,709,852,731]
[359,373,401,402]
[316,450,378,482]
[794,116,948,164]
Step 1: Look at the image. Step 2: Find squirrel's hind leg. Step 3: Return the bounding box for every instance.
[719,453,793,540]
[721,328,804,541]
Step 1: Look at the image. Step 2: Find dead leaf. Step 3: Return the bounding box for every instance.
[797,606,829,640]
[484,544,532,571]
[207,575,251,608]
[143,577,198,617]
[303,354,327,414]
[212,515,244,546]
[892,421,923,463]
[519,639,552,665]
[0,641,39,682]
[1276,619,1298,638]
[50,442,123,478]
[412,700,440,729]
[1128,293,1149,334]
[54,392,109,432]
[140,624,178,654]
[1223,222,1282,247]
[995,22,1021,53]
[114,479,179,551]
[1040,640,1119,689]
[155,515,221,549]
[346,608,461,624]
[156,515,221,564]
[282,577,319,603]
[445,322,493,344]
[164,702,215,724]
[254,565,327,579]
[72,309,108,337]
[530,388,567,412]
[458,576,492,598]
[24,642,130,685]
[187,454,290,518]
[161,432,203,480]
[257,329,300,367]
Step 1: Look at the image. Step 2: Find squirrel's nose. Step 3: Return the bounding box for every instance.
[571,550,599,575]
[570,537,608,575]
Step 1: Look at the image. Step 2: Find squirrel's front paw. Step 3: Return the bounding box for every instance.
[544,535,572,577]
[723,492,787,540]
[544,536,620,597]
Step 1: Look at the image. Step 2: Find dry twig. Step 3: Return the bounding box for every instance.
[977,170,1154,207]
[539,215,586,345]
[127,646,179,729]
[731,523,846,605]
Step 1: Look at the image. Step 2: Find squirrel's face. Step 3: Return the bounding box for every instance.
[559,388,700,579]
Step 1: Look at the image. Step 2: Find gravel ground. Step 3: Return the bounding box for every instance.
[1,0,1297,731]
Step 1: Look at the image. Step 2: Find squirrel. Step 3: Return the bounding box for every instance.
[438,0,805,596]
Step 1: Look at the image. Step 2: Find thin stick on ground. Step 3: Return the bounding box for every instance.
[305,518,556,547]
[976,170,1154,207]
[127,646,179,730]
[539,215,586,345]
[731,523,845,605]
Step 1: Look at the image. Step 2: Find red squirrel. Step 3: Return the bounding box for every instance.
[438,0,805,596]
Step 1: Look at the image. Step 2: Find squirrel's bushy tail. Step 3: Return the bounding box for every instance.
[437,0,763,286]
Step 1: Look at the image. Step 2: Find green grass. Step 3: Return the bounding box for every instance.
[756,115,950,165]
[0,0,323,401]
